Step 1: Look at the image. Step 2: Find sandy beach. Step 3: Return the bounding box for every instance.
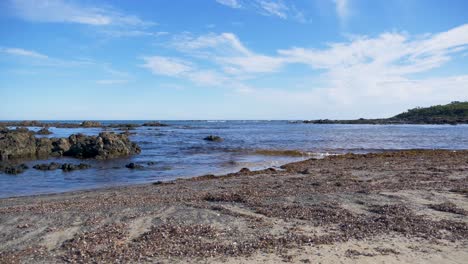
[0,150,467,263]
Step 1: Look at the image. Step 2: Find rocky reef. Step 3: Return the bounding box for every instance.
[0,128,141,161]
[203,135,223,142]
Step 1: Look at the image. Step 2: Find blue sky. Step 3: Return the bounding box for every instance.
[1,0,468,120]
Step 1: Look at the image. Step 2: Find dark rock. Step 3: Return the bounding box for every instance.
[0,163,28,175]
[120,131,136,136]
[51,138,71,156]
[33,162,61,171]
[203,135,223,142]
[147,161,157,166]
[0,128,141,161]
[61,163,91,172]
[107,124,140,129]
[125,163,144,169]
[81,121,102,127]
[36,128,52,135]
[66,132,141,159]
[33,162,90,171]
[142,122,169,127]
[239,168,251,174]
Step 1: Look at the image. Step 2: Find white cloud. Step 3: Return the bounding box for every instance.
[1,47,48,59]
[216,0,242,9]
[144,24,468,117]
[142,56,192,77]
[171,32,286,75]
[9,0,153,26]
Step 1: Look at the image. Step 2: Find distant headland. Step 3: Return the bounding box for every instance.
[302,101,468,125]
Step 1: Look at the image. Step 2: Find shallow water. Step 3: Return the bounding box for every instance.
[1,120,468,198]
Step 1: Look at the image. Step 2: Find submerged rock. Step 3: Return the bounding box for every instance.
[203,135,223,142]
[61,163,91,172]
[125,163,144,169]
[33,162,91,171]
[36,127,52,135]
[33,162,61,171]
[142,122,168,127]
[0,163,29,175]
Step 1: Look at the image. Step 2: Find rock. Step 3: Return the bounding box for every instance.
[0,129,140,161]
[120,131,136,136]
[203,135,223,142]
[142,122,168,127]
[107,124,140,129]
[33,162,61,171]
[61,163,91,172]
[81,121,102,127]
[35,137,53,158]
[147,161,157,166]
[125,163,143,169]
[0,128,37,160]
[239,168,251,174]
[66,132,141,159]
[51,138,71,156]
[36,128,52,135]
[0,163,29,175]
[33,162,90,171]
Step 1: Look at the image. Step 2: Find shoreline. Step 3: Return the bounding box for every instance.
[1,149,467,263]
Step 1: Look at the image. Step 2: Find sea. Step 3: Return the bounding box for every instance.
[1,120,468,198]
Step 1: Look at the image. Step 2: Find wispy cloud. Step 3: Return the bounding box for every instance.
[2,47,132,86]
[216,0,242,9]
[96,79,129,85]
[256,0,288,19]
[101,30,168,38]
[1,47,48,59]
[141,55,226,86]
[333,0,350,25]
[142,56,192,77]
[215,0,306,22]
[9,0,154,27]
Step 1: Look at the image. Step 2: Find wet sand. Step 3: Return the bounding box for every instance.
[0,150,467,263]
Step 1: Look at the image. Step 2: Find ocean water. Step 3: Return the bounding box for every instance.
[1,120,468,198]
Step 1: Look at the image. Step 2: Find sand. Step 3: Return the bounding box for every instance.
[0,150,467,263]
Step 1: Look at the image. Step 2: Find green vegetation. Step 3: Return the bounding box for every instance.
[393,101,468,122]
[303,101,468,125]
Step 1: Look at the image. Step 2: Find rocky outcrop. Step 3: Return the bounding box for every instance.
[203,135,223,142]
[36,128,52,135]
[0,128,38,160]
[0,128,140,161]
[65,132,141,159]
[142,122,169,127]
[81,121,102,127]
